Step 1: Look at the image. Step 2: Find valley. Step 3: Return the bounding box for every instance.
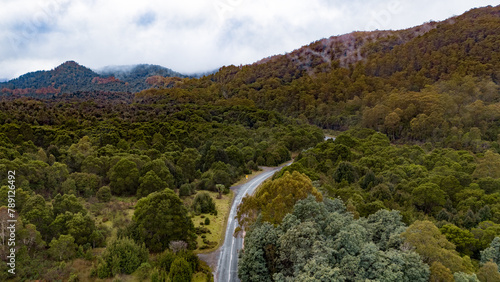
[0,4,499,282]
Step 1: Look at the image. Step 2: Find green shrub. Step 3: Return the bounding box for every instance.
[96,237,148,278]
[179,183,193,197]
[96,186,112,202]
[169,258,192,282]
[192,192,217,214]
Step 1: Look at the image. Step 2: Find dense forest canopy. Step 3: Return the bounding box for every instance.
[0,92,322,280]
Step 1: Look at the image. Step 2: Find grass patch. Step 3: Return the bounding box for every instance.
[190,190,234,253]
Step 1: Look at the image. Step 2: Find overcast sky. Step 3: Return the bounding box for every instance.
[0,0,497,80]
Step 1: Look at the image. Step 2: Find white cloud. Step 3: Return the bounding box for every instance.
[0,0,497,79]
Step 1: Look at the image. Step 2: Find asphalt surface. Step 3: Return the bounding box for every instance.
[215,167,283,282]
[215,136,334,281]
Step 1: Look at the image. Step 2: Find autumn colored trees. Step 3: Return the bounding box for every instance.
[236,171,322,230]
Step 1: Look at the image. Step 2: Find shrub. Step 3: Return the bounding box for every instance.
[135,262,152,281]
[96,237,148,278]
[192,192,217,215]
[179,184,192,197]
[168,258,192,282]
[96,186,112,202]
[204,217,210,225]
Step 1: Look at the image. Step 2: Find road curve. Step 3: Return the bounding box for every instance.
[215,166,284,282]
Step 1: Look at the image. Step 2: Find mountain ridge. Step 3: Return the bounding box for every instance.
[1,5,499,100]
[0,61,187,96]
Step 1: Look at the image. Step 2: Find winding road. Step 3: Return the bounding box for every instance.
[215,166,284,282]
[215,136,334,281]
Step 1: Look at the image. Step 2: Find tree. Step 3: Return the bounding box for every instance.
[69,172,101,197]
[333,162,358,184]
[177,148,200,182]
[481,237,500,271]
[454,272,480,282]
[429,261,454,282]
[22,194,53,241]
[108,158,140,195]
[401,220,471,274]
[66,212,96,245]
[137,170,167,198]
[52,194,86,216]
[96,237,149,278]
[439,224,477,256]
[49,234,77,261]
[215,184,225,199]
[477,261,500,282]
[96,186,111,202]
[191,192,217,215]
[236,171,322,230]
[473,151,500,179]
[238,222,279,281]
[412,183,447,213]
[473,222,500,250]
[45,162,69,195]
[384,111,401,139]
[168,257,193,282]
[239,196,430,282]
[66,136,93,171]
[141,159,175,188]
[179,183,193,197]
[132,189,196,252]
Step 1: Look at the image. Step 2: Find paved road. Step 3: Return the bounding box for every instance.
[215,136,333,281]
[215,167,283,282]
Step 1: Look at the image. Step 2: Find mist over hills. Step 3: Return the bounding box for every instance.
[0,4,498,106]
[0,61,188,96]
[0,5,500,281]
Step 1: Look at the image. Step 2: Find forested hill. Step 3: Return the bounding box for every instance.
[153,5,500,146]
[0,61,186,96]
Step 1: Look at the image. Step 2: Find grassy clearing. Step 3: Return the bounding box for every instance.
[190,190,234,253]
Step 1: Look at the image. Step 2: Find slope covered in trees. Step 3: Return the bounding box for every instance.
[0,61,187,96]
[0,91,322,280]
[0,4,498,281]
[153,5,500,147]
[238,130,500,280]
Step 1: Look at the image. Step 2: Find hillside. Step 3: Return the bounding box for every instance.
[0,5,499,281]
[0,61,186,96]
[154,5,499,148]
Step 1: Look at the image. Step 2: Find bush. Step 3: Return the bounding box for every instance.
[96,237,148,278]
[131,189,196,252]
[96,186,112,202]
[179,184,192,197]
[192,192,217,215]
[168,258,192,282]
[204,217,210,225]
[135,262,152,281]
[246,160,258,171]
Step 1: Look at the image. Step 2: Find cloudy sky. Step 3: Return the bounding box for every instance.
[0,0,497,80]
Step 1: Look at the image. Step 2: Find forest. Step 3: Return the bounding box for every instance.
[0,93,322,280]
[0,4,499,282]
[237,130,500,281]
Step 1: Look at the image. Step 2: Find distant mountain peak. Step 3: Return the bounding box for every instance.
[0,61,187,97]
